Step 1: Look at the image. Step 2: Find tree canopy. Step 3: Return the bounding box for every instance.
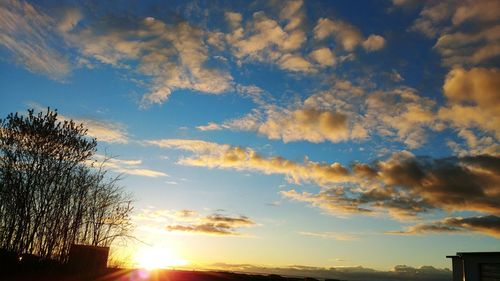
[0,108,133,261]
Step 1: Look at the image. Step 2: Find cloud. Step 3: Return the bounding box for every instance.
[147,139,500,220]
[255,107,350,143]
[57,8,81,33]
[198,80,362,144]
[225,3,308,72]
[61,15,232,105]
[314,18,363,51]
[145,139,351,186]
[309,47,337,67]
[1,1,390,96]
[364,87,437,148]
[208,263,451,281]
[409,0,500,38]
[278,54,315,72]
[91,154,168,178]
[196,122,223,131]
[298,231,358,241]
[69,117,129,144]
[135,207,256,236]
[434,24,500,66]
[362,35,386,52]
[134,208,198,224]
[225,11,242,29]
[166,213,255,236]
[145,139,231,154]
[25,104,130,144]
[402,0,500,66]
[202,82,436,148]
[222,2,385,73]
[438,67,500,152]
[282,189,374,217]
[234,84,271,106]
[314,18,386,52]
[389,215,500,238]
[0,0,70,80]
[447,129,499,157]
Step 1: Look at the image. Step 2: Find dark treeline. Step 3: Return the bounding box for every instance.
[0,108,133,262]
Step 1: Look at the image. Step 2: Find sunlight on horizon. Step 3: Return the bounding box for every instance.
[133,246,188,270]
[1,0,499,279]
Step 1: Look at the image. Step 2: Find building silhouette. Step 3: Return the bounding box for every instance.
[447,252,500,281]
[68,244,109,273]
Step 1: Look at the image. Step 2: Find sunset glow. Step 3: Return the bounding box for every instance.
[1,0,499,280]
[133,247,188,270]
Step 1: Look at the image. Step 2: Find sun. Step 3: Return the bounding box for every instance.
[133,246,188,270]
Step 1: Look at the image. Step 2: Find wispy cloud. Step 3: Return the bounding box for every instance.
[68,117,129,144]
[166,214,255,236]
[399,0,500,66]
[60,14,232,106]
[27,104,130,144]
[388,215,500,238]
[147,139,500,223]
[91,154,168,178]
[298,231,358,241]
[198,81,438,148]
[135,208,256,236]
[0,0,70,80]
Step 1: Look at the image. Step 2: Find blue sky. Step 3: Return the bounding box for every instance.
[1,0,499,276]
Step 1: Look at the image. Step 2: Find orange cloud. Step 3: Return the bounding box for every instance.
[148,139,500,221]
[166,214,255,236]
[388,215,500,238]
[438,67,500,156]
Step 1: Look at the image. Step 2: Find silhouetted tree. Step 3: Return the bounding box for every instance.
[0,108,133,262]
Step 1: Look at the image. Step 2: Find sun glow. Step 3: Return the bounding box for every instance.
[133,246,188,270]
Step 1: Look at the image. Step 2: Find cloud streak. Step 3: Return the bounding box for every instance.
[400,0,500,66]
[298,231,358,241]
[135,207,256,236]
[60,13,232,105]
[0,0,70,80]
[66,117,129,144]
[91,154,168,178]
[147,139,500,227]
[388,215,500,238]
[166,214,255,236]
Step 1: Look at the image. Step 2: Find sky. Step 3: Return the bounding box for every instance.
[0,0,499,278]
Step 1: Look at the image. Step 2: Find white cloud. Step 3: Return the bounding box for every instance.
[196,122,223,131]
[91,154,168,178]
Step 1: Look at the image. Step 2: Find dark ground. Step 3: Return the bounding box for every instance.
[0,249,338,281]
[1,268,336,281]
